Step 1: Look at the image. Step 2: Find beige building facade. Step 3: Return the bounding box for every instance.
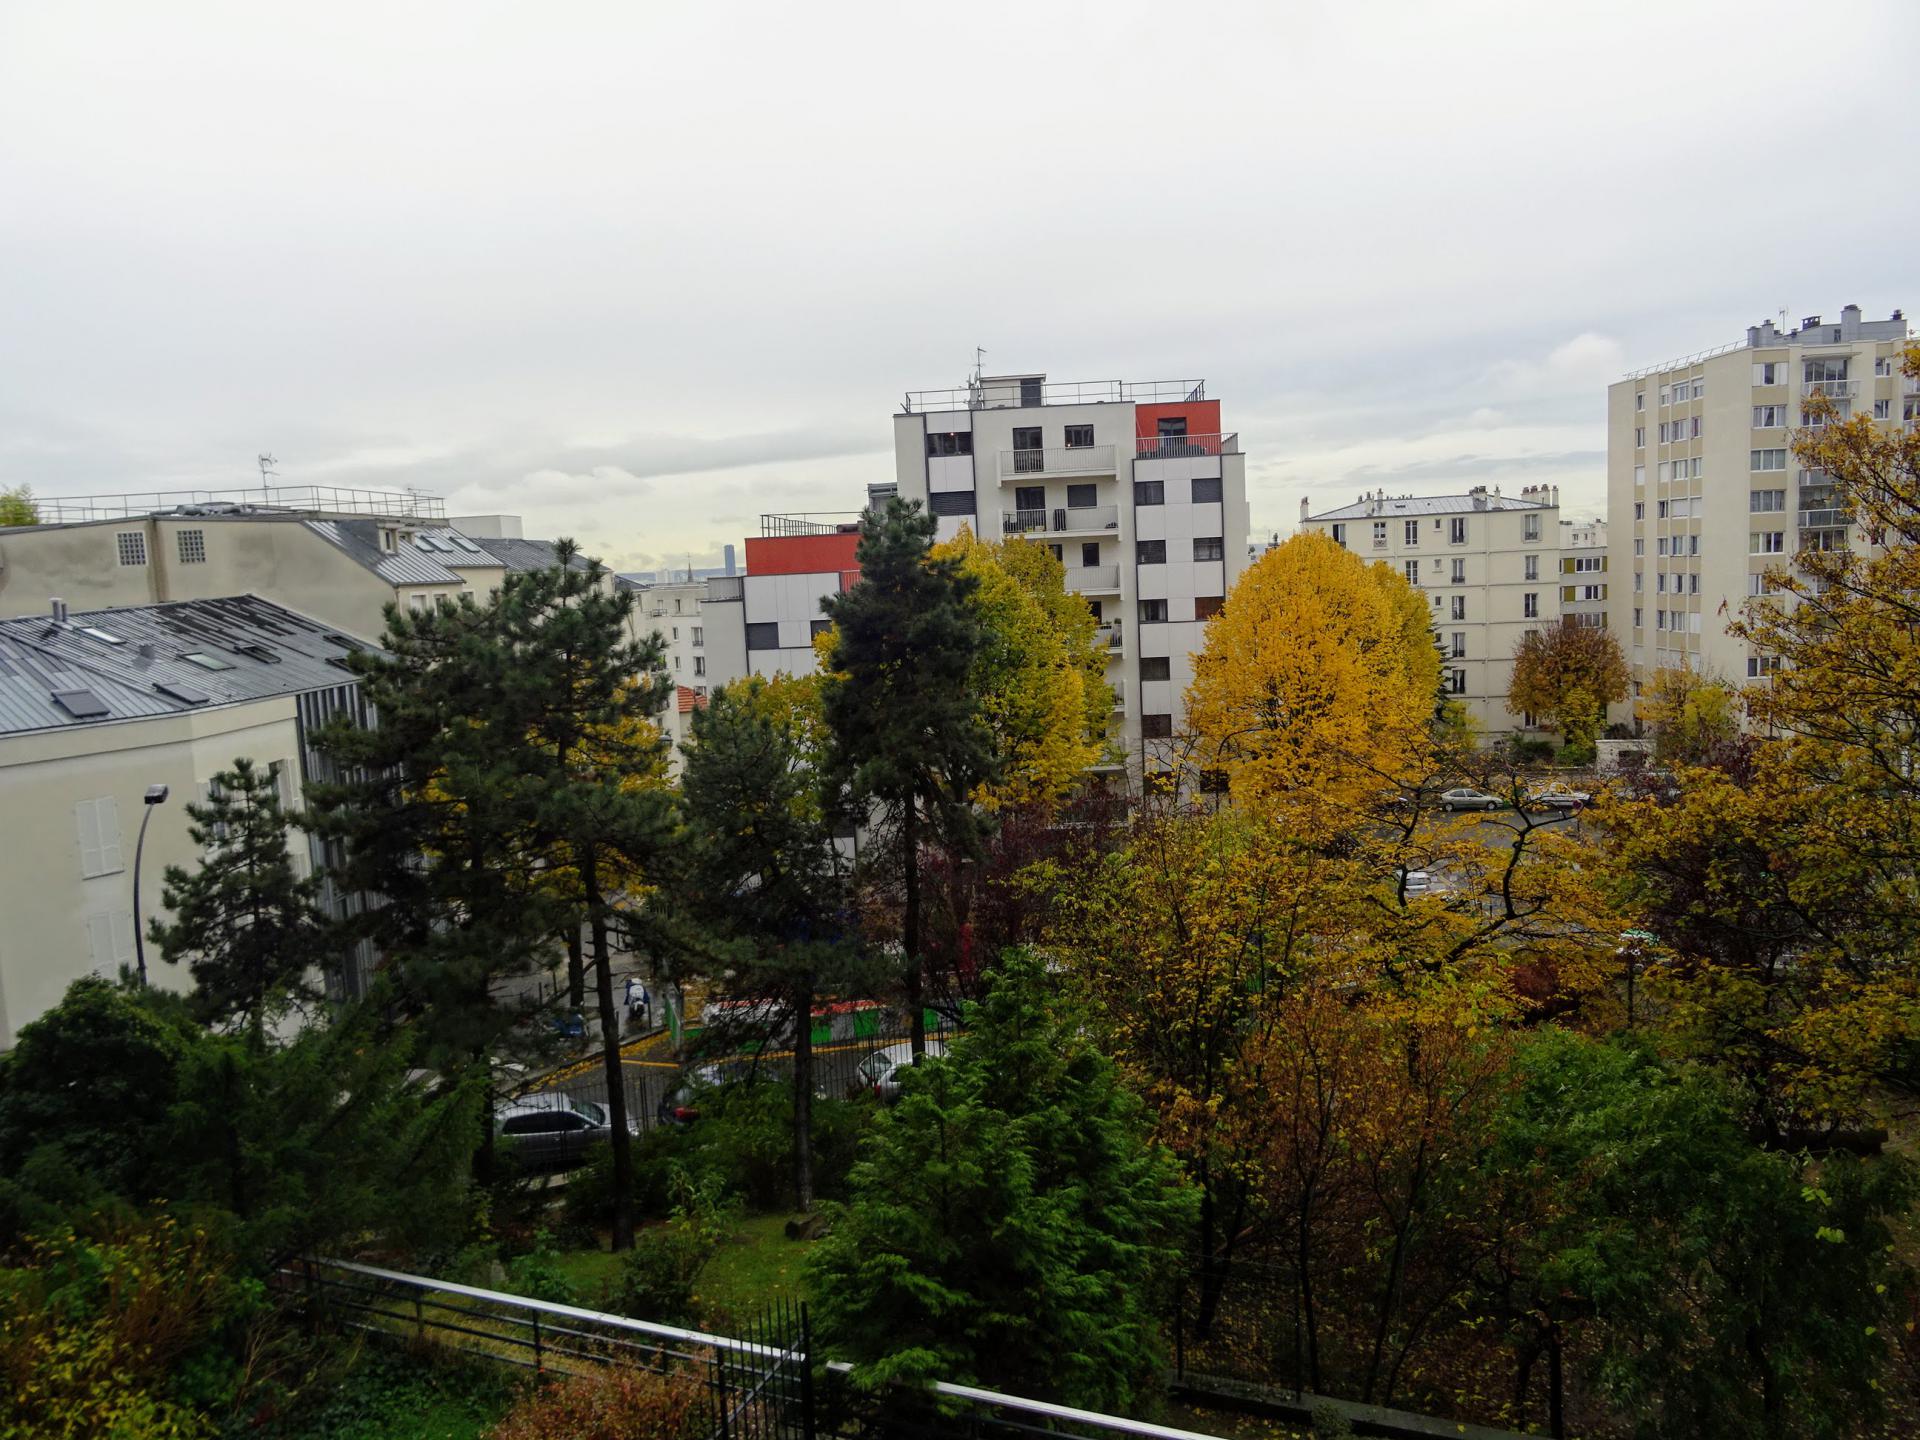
[1606,304,1912,691]
[1299,485,1563,735]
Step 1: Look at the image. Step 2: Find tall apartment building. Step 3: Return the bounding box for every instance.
[891,373,1250,763]
[1299,484,1562,734]
[1559,517,1610,630]
[1606,304,1912,690]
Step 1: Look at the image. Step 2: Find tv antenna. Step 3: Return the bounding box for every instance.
[258,453,279,502]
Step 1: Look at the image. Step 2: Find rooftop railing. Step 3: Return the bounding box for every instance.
[29,485,448,525]
[1133,433,1239,459]
[759,512,862,538]
[903,379,1205,414]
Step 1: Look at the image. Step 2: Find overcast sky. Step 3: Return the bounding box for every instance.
[3,1,1915,573]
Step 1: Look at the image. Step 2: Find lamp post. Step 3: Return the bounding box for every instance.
[132,783,170,986]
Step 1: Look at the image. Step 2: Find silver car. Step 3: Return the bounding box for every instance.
[851,1039,948,1100]
[495,1093,634,1171]
[1438,787,1504,812]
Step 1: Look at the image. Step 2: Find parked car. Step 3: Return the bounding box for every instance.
[1438,787,1504,812]
[494,1093,634,1171]
[1398,868,1433,896]
[851,1039,948,1100]
[1526,782,1591,812]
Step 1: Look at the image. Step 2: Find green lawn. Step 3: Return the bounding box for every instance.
[546,1213,817,1330]
[244,1344,520,1440]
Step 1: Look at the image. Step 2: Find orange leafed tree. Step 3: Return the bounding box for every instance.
[1506,622,1627,753]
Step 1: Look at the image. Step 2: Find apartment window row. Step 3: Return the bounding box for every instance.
[1654,610,1704,634]
[1658,378,1705,405]
[1752,531,1786,554]
[1657,417,1702,443]
[926,431,973,457]
[1658,458,1703,483]
[744,620,831,651]
[1570,555,1604,573]
[1138,597,1224,624]
[1137,539,1223,563]
[1655,573,1701,595]
[1748,656,1782,678]
[1655,498,1700,519]
[1654,535,1702,556]
[1751,449,1788,472]
[1749,574,1782,596]
[1753,404,1789,428]
[1750,489,1786,513]
[1804,358,1850,384]
[1132,476,1222,507]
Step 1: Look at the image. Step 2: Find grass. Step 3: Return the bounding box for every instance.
[691,1212,816,1324]
[245,1343,520,1440]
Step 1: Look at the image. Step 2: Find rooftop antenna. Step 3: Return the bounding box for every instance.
[258,453,279,503]
[969,346,986,405]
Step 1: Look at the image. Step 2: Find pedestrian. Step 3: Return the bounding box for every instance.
[623,973,642,1031]
[639,980,652,1028]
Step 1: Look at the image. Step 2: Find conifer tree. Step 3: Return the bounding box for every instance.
[150,756,330,1043]
[820,498,996,1058]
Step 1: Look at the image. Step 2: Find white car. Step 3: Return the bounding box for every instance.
[852,1038,948,1099]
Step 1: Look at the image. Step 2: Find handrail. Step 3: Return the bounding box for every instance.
[1133,433,1239,459]
[30,485,447,524]
[904,379,1205,414]
[824,1363,1235,1440]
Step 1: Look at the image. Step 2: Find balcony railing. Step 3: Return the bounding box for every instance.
[1002,504,1120,536]
[1066,565,1121,593]
[1803,379,1859,400]
[760,511,861,537]
[903,378,1205,414]
[998,444,1117,479]
[1798,509,1852,530]
[1133,433,1240,459]
[1096,619,1123,651]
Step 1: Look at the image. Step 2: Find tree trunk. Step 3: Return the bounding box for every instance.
[566,925,585,1014]
[793,973,815,1212]
[473,1046,498,1186]
[584,845,635,1251]
[1547,1323,1565,1440]
[902,799,925,1062]
[1297,1192,1322,1393]
[1513,1332,1541,1430]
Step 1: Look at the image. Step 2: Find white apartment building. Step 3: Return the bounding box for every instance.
[1559,517,1610,630]
[891,373,1250,765]
[1299,484,1562,734]
[1607,304,1912,690]
[625,574,749,751]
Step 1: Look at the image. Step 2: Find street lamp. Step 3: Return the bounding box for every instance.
[131,784,169,986]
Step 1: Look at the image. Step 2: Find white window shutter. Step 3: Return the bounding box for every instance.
[96,797,123,874]
[86,911,115,973]
[76,801,102,877]
[112,912,136,966]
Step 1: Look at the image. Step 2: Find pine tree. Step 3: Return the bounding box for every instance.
[150,757,330,1043]
[679,676,877,1210]
[821,498,996,1058]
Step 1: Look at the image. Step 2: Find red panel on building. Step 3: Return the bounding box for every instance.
[744,532,862,577]
[1134,400,1222,440]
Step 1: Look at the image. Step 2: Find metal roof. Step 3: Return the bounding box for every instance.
[303,519,470,585]
[471,537,600,574]
[0,596,372,738]
[1305,492,1555,522]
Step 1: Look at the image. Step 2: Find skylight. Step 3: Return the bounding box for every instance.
[51,688,109,719]
[154,681,211,706]
[235,644,280,664]
[80,627,124,645]
[182,651,237,671]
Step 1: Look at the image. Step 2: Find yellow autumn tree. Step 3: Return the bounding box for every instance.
[1506,621,1628,757]
[1183,531,1441,821]
[931,527,1112,808]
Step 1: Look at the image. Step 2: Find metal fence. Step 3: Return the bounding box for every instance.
[1171,1259,1303,1398]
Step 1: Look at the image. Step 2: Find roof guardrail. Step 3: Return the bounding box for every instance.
[903,379,1206,413]
[28,485,448,525]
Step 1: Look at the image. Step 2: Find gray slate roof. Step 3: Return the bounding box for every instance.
[301,519,503,585]
[472,537,599,574]
[0,596,370,738]
[1305,492,1554,522]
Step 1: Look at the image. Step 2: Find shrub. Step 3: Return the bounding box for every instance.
[1508,736,1555,765]
[487,1363,708,1440]
[600,1175,735,1326]
[1311,1400,1355,1437]
[503,1229,577,1306]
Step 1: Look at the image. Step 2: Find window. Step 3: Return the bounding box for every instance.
[1751,531,1785,554]
[695,685,708,698]
[810,619,832,639]
[926,431,973,456]
[408,593,426,612]
[673,599,683,613]
[1748,656,1783,678]
[1193,537,1224,562]
[1804,358,1850,384]
[1450,558,1466,584]
[1141,714,1174,740]
[1081,542,1101,567]
[1657,500,1670,519]
[176,529,206,564]
[1063,424,1094,449]
[1011,426,1043,470]
[1372,520,1388,548]
[692,626,703,646]
[1753,361,1781,385]
[1657,573,1667,594]
[1191,476,1222,503]
[1329,522,1345,546]
[1012,425,1042,449]
[1572,555,1604,572]
[1450,631,1466,658]
[1656,610,1667,631]
[1524,515,1541,542]
[1634,571,1643,591]
[1688,574,1699,595]
[1657,537,1669,556]
[671,626,678,640]
[1751,449,1787,472]
[1659,385,1671,407]
[116,531,147,566]
[1634,427,1645,448]
[1634,502,1644,520]
[1634,539,1644,555]
[1875,399,1893,419]
[1449,669,1467,695]
[693,656,706,676]
[1194,595,1225,619]
[1134,481,1165,506]
[1066,483,1098,508]
[1633,608,1642,628]
[75,797,125,878]
[1139,599,1168,624]
[1634,464,1645,488]
[1404,519,1419,544]
[1450,595,1466,620]
[744,622,779,650]
[1750,489,1785,512]
[1136,540,1166,564]
[1140,657,1171,681]
[1524,554,1539,581]
[672,655,681,670]
[1523,592,1539,618]
[1448,517,1467,544]
[1753,405,1788,428]
[1690,415,1702,438]
[1658,421,1669,443]
[1876,357,1894,377]
[928,490,976,516]
[1635,392,1645,411]
[1749,573,1780,596]
[1404,559,1420,583]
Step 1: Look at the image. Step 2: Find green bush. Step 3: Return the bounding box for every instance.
[503,1230,577,1306]
[1509,736,1555,765]
[599,1176,736,1326]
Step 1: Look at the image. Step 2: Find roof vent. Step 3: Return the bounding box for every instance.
[50,598,68,624]
[51,688,108,719]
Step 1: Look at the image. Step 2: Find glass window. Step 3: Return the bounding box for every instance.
[1194,595,1224,620]
[925,431,973,457]
[744,622,779,650]
[1450,558,1465,584]
[1404,519,1418,544]
[116,532,147,566]
[1133,481,1165,506]
[1523,515,1541,542]
[1136,540,1166,564]
[1139,599,1168,624]
[1450,595,1465,620]
[1063,424,1094,449]
[1525,554,1539,581]
[1065,483,1098,508]
[1404,559,1420,583]
[1190,476,1222,503]
[176,529,206,564]
[1448,518,1467,544]
[1141,714,1174,739]
[1193,537,1224,562]
[1750,490,1785,512]
[1523,592,1538,618]
[1751,449,1787,472]
[1140,656,1171,681]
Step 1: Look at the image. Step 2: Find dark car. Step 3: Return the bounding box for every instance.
[494,1093,632,1171]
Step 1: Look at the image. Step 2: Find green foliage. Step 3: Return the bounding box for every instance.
[239,1343,518,1440]
[809,950,1194,1411]
[502,1229,577,1306]
[600,1174,736,1326]
[0,484,38,526]
[151,757,333,1040]
[485,1363,707,1440]
[1507,735,1555,765]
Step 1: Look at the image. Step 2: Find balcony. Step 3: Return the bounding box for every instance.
[1798,509,1852,530]
[1133,433,1240,460]
[903,378,1205,414]
[1095,619,1123,653]
[1066,565,1121,594]
[998,444,1117,479]
[1803,379,1859,401]
[1003,504,1121,537]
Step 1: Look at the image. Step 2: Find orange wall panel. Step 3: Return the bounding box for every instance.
[745,532,862,577]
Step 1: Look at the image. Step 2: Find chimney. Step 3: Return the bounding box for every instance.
[1843,303,1862,324]
[1802,315,1822,330]
[1299,497,1310,523]
[50,598,67,624]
